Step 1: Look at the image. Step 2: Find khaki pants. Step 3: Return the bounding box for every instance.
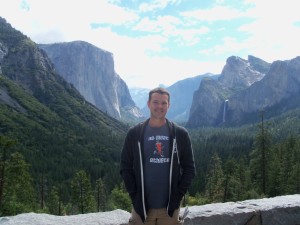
[128,208,183,225]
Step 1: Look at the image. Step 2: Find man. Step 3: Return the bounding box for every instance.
[120,87,195,225]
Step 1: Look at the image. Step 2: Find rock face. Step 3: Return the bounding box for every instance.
[188,77,228,127]
[39,41,143,121]
[227,56,300,125]
[219,55,268,89]
[130,74,219,123]
[187,55,300,127]
[167,73,218,122]
[1,195,299,225]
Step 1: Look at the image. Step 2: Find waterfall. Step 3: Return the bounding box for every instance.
[223,99,229,123]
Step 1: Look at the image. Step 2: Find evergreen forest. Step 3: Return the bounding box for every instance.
[1,108,300,216]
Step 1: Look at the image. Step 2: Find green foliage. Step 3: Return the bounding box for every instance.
[0,75,126,210]
[185,192,209,206]
[47,186,64,215]
[70,170,96,214]
[1,152,37,216]
[108,183,131,212]
[95,178,108,212]
[205,153,224,202]
[0,18,25,48]
[223,157,240,202]
[250,112,272,194]
[188,109,300,205]
[0,135,17,207]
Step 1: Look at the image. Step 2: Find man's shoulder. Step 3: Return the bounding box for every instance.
[167,120,189,138]
[169,121,188,132]
[128,120,148,133]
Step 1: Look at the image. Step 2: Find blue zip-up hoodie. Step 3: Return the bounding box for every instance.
[120,119,196,222]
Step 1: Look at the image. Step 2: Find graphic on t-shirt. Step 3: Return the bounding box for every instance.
[154,140,164,157]
[146,134,169,164]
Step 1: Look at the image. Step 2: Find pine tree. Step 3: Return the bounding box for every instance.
[109,182,131,212]
[223,157,240,202]
[1,152,36,216]
[47,186,64,215]
[267,144,282,196]
[205,153,224,202]
[250,110,271,195]
[0,135,15,210]
[236,157,252,200]
[287,137,300,194]
[70,170,96,214]
[95,178,107,212]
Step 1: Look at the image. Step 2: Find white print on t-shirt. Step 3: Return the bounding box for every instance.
[149,157,170,163]
[146,134,170,163]
[147,135,169,141]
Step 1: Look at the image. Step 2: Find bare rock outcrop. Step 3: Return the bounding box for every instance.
[39,41,143,121]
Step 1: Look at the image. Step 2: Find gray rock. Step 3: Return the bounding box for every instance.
[39,41,143,121]
[183,195,300,225]
[1,195,299,225]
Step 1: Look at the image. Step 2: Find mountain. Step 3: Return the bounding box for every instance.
[218,55,268,89]
[129,87,150,109]
[129,74,219,122]
[39,41,143,122]
[0,17,127,189]
[226,56,300,125]
[187,55,300,127]
[129,87,149,121]
[167,73,218,122]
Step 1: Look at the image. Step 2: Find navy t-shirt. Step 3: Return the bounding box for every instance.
[143,124,170,209]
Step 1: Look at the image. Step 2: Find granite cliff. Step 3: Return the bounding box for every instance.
[167,73,218,122]
[187,55,300,127]
[39,41,143,121]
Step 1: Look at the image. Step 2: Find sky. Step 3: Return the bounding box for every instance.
[0,0,300,89]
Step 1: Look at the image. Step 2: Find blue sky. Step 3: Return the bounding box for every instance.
[1,0,300,88]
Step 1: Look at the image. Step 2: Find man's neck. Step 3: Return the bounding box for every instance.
[148,118,166,128]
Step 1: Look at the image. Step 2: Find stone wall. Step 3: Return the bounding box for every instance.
[1,195,299,225]
[183,195,300,225]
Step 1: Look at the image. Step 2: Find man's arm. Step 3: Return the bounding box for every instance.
[178,128,196,196]
[120,130,137,199]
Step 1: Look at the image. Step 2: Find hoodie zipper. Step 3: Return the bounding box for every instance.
[138,141,147,221]
[167,138,177,211]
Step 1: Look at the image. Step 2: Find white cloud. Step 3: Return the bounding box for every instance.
[192,0,300,63]
[139,0,181,12]
[133,15,209,47]
[116,55,224,89]
[1,0,300,89]
[238,0,300,62]
[172,27,209,46]
[180,5,246,22]
[24,0,138,26]
[134,15,181,34]
[199,37,245,56]
[0,0,139,43]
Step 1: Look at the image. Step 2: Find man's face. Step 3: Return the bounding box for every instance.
[147,93,170,120]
